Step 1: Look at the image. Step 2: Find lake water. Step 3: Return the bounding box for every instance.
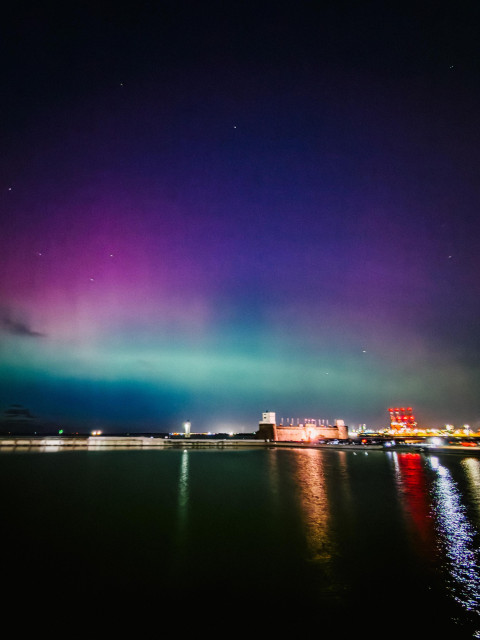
[2,446,480,636]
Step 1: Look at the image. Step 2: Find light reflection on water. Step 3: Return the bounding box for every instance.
[429,456,480,634]
[390,452,436,558]
[336,450,353,508]
[266,448,281,513]
[177,449,189,545]
[4,444,480,633]
[291,448,333,562]
[462,458,480,529]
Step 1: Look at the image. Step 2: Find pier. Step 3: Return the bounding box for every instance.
[0,435,379,450]
[0,436,263,449]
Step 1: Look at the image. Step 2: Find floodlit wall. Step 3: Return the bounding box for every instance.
[257,422,348,441]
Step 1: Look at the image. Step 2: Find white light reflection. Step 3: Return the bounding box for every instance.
[336,451,353,509]
[266,449,281,513]
[429,456,480,631]
[177,450,189,546]
[462,458,480,527]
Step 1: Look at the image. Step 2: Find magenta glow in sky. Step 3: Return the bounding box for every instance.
[1,2,480,431]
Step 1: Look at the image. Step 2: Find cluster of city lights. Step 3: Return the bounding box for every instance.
[385,408,478,436]
[383,424,474,435]
[352,408,478,437]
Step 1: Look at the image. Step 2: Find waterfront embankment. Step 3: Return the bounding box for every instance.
[0,435,480,455]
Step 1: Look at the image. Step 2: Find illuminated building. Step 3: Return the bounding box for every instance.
[388,407,417,431]
[257,411,348,441]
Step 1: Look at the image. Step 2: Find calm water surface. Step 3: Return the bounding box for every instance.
[2,446,480,635]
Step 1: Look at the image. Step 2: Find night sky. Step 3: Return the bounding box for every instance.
[2,1,480,432]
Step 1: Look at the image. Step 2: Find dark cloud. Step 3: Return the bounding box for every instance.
[1,315,44,338]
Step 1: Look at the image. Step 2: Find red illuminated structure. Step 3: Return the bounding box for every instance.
[388,407,417,430]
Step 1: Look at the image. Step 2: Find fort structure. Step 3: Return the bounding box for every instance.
[256,411,348,441]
